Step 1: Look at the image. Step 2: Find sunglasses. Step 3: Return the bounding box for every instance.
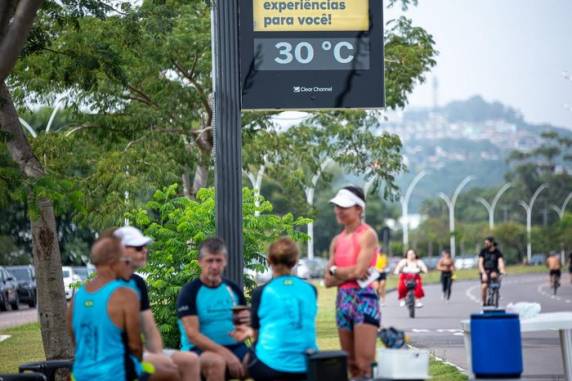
[126,245,147,252]
[120,257,133,265]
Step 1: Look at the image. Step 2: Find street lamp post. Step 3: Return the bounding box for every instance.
[243,161,267,217]
[550,191,572,263]
[476,183,512,230]
[519,184,548,264]
[400,171,427,249]
[304,158,333,259]
[439,176,474,258]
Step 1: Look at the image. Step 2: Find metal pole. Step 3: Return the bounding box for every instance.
[519,184,548,264]
[476,183,512,231]
[439,176,474,258]
[212,0,243,288]
[401,171,427,249]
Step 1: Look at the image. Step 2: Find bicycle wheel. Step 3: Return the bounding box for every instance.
[492,289,499,307]
[407,292,415,318]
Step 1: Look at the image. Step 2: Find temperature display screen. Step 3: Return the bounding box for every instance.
[254,38,369,70]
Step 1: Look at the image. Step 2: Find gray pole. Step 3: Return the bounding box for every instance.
[212,0,243,288]
[400,171,427,249]
[439,176,474,258]
[519,184,548,264]
[476,183,512,230]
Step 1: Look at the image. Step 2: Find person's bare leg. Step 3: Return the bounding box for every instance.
[199,351,226,381]
[144,352,181,381]
[171,351,201,381]
[353,324,378,378]
[338,328,358,377]
[379,280,386,304]
[481,283,488,305]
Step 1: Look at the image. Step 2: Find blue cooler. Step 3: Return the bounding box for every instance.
[470,311,523,379]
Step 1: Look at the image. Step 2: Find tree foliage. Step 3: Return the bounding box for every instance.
[127,185,310,347]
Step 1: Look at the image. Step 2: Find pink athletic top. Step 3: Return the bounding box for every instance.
[333,223,377,289]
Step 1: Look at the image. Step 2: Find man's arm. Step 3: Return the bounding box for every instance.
[333,229,378,281]
[66,298,75,350]
[121,289,143,360]
[180,316,228,354]
[478,256,485,274]
[141,310,164,353]
[498,257,506,274]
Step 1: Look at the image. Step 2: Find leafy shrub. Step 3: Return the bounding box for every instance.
[127,185,310,347]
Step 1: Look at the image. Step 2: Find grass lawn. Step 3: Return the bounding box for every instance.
[0,323,45,373]
[0,265,544,376]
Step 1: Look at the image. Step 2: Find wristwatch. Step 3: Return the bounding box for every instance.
[329,265,338,276]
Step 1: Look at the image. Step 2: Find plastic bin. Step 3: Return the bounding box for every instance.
[470,311,523,379]
[375,348,429,380]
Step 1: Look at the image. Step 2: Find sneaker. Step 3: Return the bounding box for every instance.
[399,300,406,307]
[415,301,424,308]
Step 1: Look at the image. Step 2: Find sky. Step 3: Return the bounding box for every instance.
[386,0,572,129]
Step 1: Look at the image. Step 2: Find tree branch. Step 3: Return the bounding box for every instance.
[126,84,160,109]
[0,0,45,82]
[172,60,212,124]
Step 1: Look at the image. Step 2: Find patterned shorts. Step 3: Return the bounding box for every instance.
[336,287,380,330]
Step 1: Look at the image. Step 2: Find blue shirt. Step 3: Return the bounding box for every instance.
[251,275,318,373]
[176,279,246,350]
[72,280,138,381]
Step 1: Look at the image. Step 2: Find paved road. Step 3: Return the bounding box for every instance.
[382,273,572,380]
[0,304,38,330]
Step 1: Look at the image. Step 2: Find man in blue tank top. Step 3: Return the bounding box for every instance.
[67,236,142,381]
[177,238,249,381]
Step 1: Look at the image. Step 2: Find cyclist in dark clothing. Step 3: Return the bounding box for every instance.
[478,237,505,305]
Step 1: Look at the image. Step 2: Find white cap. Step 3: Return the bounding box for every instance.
[329,189,365,209]
[114,226,152,247]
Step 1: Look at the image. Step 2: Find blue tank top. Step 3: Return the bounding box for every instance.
[251,275,318,373]
[72,280,134,381]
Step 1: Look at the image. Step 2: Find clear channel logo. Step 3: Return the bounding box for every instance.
[293,86,333,93]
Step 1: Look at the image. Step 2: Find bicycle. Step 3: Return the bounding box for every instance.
[404,276,417,318]
[484,274,502,307]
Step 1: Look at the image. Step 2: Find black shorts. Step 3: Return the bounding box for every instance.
[247,349,306,381]
[190,342,249,361]
[377,272,387,281]
[480,270,499,284]
[550,269,562,277]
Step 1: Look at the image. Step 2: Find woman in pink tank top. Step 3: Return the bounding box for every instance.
[324,186,380,379]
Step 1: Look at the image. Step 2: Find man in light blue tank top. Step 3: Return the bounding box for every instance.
[67,236,143,381]
[177,238,249,381]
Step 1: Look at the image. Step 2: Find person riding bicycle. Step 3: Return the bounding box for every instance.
[394,249,428,308]
[546,252,562,291]
[478,237,505,306]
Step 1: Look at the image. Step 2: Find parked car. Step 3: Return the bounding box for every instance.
[423,257,440,270]
[0,266,19,311]
[454,255,478,269]
[72,266,89,281]
[296,257,328,279]
[529,254,546,266]
[62,266,82,300]
[6,265,36,308]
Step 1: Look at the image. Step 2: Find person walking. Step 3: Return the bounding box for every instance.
[324,186,380,379]
[373,248,389,306]
[436,249,455,301]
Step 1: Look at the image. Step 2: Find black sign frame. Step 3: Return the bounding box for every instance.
[239,0,384,110]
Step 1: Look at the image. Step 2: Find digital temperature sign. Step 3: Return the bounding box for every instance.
[239,0,384,110]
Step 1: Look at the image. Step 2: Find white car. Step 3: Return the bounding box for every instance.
[62,266,82,300]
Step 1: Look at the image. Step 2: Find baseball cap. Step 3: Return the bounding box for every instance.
[114,226,153,247]
[329,188,366,209]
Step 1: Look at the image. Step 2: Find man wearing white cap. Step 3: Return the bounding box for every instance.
[114,226,200,381]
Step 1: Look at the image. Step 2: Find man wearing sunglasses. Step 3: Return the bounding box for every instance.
[114,226,200,381]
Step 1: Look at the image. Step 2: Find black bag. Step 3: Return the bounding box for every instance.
[377,327,406,349]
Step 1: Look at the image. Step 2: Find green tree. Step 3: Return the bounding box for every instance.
[128,185,310,347]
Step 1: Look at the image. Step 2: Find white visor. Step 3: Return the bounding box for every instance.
[329,189,365,209]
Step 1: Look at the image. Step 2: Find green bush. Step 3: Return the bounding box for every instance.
[128,185,310,348]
